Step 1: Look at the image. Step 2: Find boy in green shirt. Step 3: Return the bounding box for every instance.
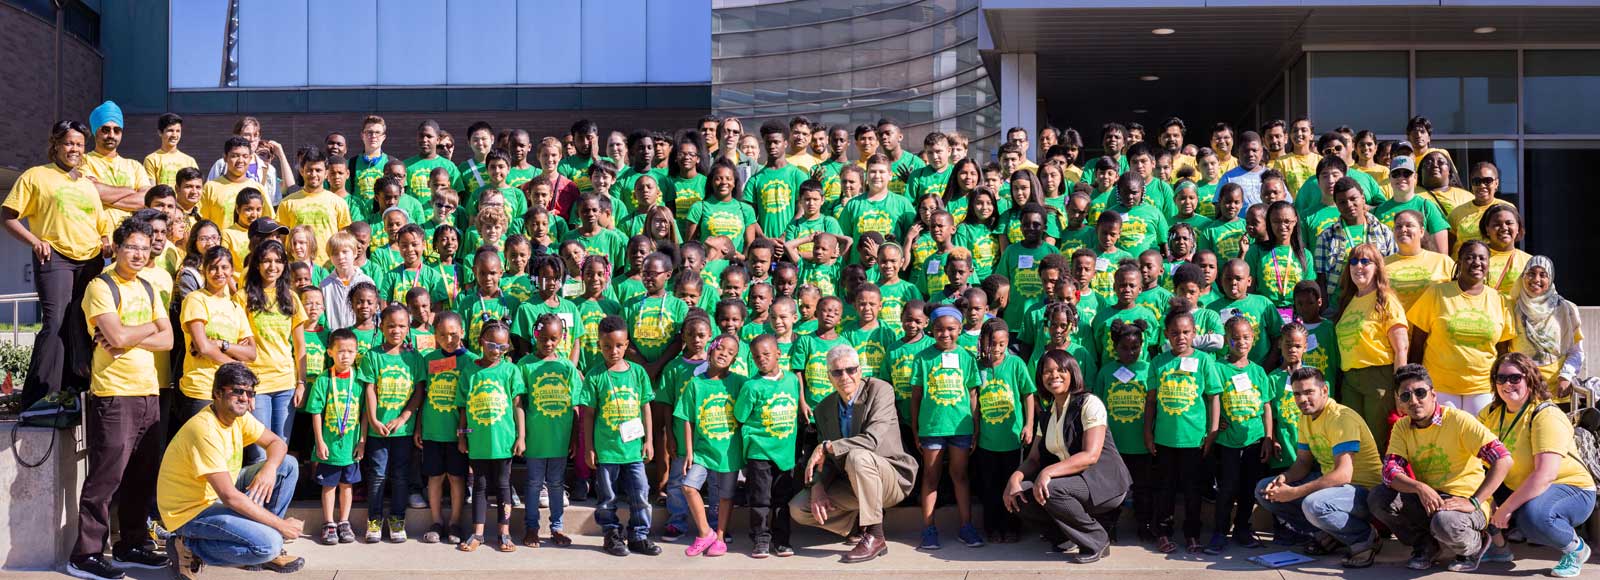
[416,312,473,546]
[454,321,526,553]
[309,329,365,546]
[624,253,688,380]
[746,120,810,238]
[579,315,662,556]
[735,335,801,557]
[403,120,459,203]
[517,313,581,547]
[674,335,748,557]
[791,296,849,416]
[998,204,1056,330]
[1207,259,1283,365]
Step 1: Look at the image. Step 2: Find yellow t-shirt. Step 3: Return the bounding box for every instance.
[1406,282,1517,395]
[2,164,107,261]
[1419,186,1473,218]
[219,225,251,273]
[237,290,308,394]
[785,152,820,174]
[1389,405,1498,508]
[1334,291,1407,371]
[83,271,168,397]
[1487,248,1530,300]
[82,151,153,192]
[157,407,265,531]
[1298,401,1382,488]
[1447,199,1513,255]
[1385,250,1455,311]
[199,176,272,228]
[178,290,256,400]
[1269,152,1322,194]
[277,189,353,263]
[1355,163,1390,191]
[1170,154,1197,183]
[143,149,199,187]
[136,266,175,390]
[1477,403,1596,491]
[1214,153,1239,176]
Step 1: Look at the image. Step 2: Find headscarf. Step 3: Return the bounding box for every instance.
[89,100,123,131]
[1512,255,1571,365]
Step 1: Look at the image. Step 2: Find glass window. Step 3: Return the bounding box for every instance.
[169,0,230,89]
[1430,140,1519,203]
[382,0,447,86]
[309,0,376,86]
[581,0,647,83]
[237,0,307,88]
[647,0,711,83]
[518,0,581,84]
[1308,51,1407,134]
[1415,51,1517,135]
[1288,55,1307,123]
[1524,50,1600,135]
[444,0,514,86]
[1523,141,1600,305]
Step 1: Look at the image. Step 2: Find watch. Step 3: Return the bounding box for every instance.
[219,340,230,353]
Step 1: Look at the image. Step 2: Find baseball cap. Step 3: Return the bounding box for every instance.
[1389,156,1416,175]
[248,217,289,238]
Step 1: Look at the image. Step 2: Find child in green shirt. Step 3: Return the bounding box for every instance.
[359,306,425,543]
[308,329,364,546]
[843,284,898,381]
[973,318,1034,543]
[659,315,714,538]
[454,321,526,553]
[417,312,473,546]
[517,313,580,547]
[1207,259,1283,365]
[782,181,845,258]
[579,315,661,556]
[1144,309,1222,553]
[889,300,932,420]
[875,243,922,338]
[910,306,984,550]
[791,296,848,417]
[734,334,801,557]
[499,235,535,305]
[788,231,845,299]
[625,252,688,382]
[1091,265,1161,367]
[1206,317,1273,554]
[299,287,329,386]
[675,334,747,557]
[1095,318,1155,541]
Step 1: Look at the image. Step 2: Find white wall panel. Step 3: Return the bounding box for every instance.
[446,0,515,85]
[377,0,448,86]
[516,0,582,84]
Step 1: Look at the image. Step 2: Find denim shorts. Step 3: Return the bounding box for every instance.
[421,440,468,478]
[315,462,362,487]
[919,434,974,451]
[681,462,738,492]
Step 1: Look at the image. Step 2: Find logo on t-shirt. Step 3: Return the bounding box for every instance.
[1446,309,1496,349]
[599,383,642,428]
[376,363,413,411]
[695,391,738,441]
[1105,380,1145,424]
[531,370,572,419]
[925,366,966,407]
[427,368,460,413]
[1157,368,1200,416]
[978,377,1015,425]
[761,390,798,438]
[467,379,509,427]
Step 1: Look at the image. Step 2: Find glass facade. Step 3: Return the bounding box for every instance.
[712,0,1000,157]
[1307,51,1409,134]
[1524,50,1600,135]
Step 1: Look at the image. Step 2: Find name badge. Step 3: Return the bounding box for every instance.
[1179,357,1199,373]
[1305,333,1320,351]
[926,259,942,275]
[941,352,960,369]
[428,356,456,373]
[1018,255,1034,269]
[559,312,574,328]
[619,418,645,442]
[1095,257,1111,271]
[1113,366,1136,383]
[1231,373,1253,392]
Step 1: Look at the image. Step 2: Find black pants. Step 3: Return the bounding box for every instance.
[20,250,98,407]
[1106,452,1154,535]
[1213,442,1265,536]
[471,458,513,527]
[973,447,1023,535]
[74,395,162,558]
[743,459,794,546]
[169,394,213,437]
[1016,474,1126,554]
[1154,445,1205,539]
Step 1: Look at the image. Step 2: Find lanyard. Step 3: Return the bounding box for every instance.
[335,373,355,434]
[1495,403,1530,443]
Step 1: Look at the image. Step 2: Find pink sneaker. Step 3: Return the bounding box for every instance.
[706,538,728,557]
[686,535,717,556]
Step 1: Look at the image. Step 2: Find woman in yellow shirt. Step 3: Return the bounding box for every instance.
[1478,352,1595,576]
[221,188,266,274]
[1481,204,1531,300]
[0,120,108,408]
[1416,152,1473,218]
[1511,256,1584,401]
[175,245,258,429]
[1333,243,1409,447]
[1384,210,1455,311]
[239,240,308,464]
[1406,240,1516,414]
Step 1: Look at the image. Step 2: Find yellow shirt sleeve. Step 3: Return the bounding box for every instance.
[3,171,36,217]
[83,277,116,326]
[181,292,209,327]
[1406,284,1439,335]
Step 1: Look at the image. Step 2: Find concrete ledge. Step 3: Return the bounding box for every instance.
[0,421,87,571]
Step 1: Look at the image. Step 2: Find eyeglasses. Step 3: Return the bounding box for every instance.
[1494,373,1526,385]
[1347,256,1374,267]
[223,386,256,399]
[1398,387,1431,403]
[483,341,510,352]
[827,366,860,378]
[434,202,457,211]
[1320,148,1340,156]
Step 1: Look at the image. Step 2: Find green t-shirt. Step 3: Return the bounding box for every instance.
[656,356,705,456]
[519,356,581,459]
[1094,360,1152,456]
[673,372,748,472]
[557,155,616,194]
[745,164,809,237]
[659,172,705,224]
[1089,248,1134,301]
[905,164,952,200]
[1374,194,1451,235]
[1201,219,1249,262]
[783,215,843,257]
[1136,285,1173,322]
[515,297,584,361]
[735,372,801,471]
[304,327,329,384]
[842,325,898,381]
[1214,361,1271,449]
[811,160,845,208]
[357,349,425,438]
[976,355,1033,452]
[453,290,520,351]
[839,193,916,243]
[618,166,669,215]
[996,207,1061,245]
[1207,293,1283,364]
[575,296,622,372]
[403,155,458,203]
[998,242,1058,329]
[1266,367,1302,469]
[1302,320,1342,395]
[381,264,450,307]
[578,362,654,465]
[305,372,363,466]
[877,279,923,338]
[1106,202,1170,256]
[798,259,843,298]
[562,228,629,275]
[791,333,849,408]
[1150,350,1224,449]
[688,197,757,252]
[1091,305,1161,366]
[1057,225,1096,256]
[456,359,526,460]
[911,345,978,437]
[501,274,535,305]
[351,327,380,365]
[889,336,933,418]
[349,153,391,209]
[887,151,927,195]
[953,223,1000,281]
[624,294,689,363]
[1244,244,1314,309]
[419,349,479,442]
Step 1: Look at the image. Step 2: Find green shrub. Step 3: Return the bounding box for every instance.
[0,342,30,386]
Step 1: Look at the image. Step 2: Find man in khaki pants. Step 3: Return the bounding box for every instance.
[791,345,916,563]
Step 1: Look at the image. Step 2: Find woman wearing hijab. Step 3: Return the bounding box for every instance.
[1512,256,1584,401]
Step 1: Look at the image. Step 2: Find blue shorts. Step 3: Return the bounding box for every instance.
[919,435,974,451]
[681,462,738,492]
[421,440,468,478]
[315,462,362,487]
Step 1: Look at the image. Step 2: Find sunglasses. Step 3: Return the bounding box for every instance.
[1347,256,1374,267]
[434,202,457,210]
[1494,373,1526,385]
[1398,387,1431,403]
[827,366,859,378]
[1471,176,1497,185]
[483,341,510,352]
[223,386,257,399]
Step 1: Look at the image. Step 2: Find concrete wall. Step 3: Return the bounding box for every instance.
[0,423,86,571]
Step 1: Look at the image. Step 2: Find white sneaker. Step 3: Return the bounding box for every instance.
[539,488,550,508]
[409,492,427,509]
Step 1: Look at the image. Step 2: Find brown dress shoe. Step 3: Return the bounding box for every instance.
[843,531,888,563]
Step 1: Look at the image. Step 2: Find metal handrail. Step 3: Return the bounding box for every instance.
[0,293,40,345]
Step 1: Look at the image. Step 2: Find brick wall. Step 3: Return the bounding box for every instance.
[0,3,105,172]
[118,109,711,167]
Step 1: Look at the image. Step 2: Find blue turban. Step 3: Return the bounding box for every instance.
[89,100,123,131]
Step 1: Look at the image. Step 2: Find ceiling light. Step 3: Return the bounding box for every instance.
[1474,26,1497,34]
[1139,75,1160,82]
[1152,28,1176,36]
[1132,109,1149,114]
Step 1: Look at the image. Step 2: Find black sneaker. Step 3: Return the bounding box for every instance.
[112,546,170,570]
[751,542,771,559]
[603,530,630,557]
[628,537,663,556]
[773,544,795,557]
[66,555,126,580]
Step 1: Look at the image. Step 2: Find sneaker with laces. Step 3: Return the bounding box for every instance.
[603,530,629,557]
[1482,541,1515,563]
[322,523,340,545]
[337,521,356,544]
[168,537,203,580]
[364,519,383,543]
[540,488,550,508]
[1551,537,1590,578]
[258,550,304,573]
[148,520,172,543]
[66,555,126,580]
[387,516,408,543]
[408,492,427,509]
[751,542,771,559]
[957,524,985,548]
[112,546,169,570]
[773,544,795,557]
[1407,543,1438,570]
[919,526,942,550]
[628,537,663,556]
[1447,535,1491,572]
[510,488,524,508]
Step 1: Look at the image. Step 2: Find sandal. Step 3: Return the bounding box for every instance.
[458,534,483,552]
[521,528,541,548]
[497,534,517,553]
[1156,536,1178,554]
[1186,538,1205,554]
[548,531,573,547]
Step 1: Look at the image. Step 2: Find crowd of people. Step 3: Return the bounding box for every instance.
[5,99,1593,580]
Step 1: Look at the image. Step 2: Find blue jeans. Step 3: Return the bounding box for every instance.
[1254,474,1372,547]
[523,457,567,532]
[173,455,299,567]
[665,456,721,531]
[596,462,650,541]
[363,436,411,520]
[245,390,296,465]
[1514,483,1595,551]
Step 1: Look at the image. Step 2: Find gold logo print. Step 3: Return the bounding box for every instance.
[857,210,891,236]
[696,392,738,441]
[707,210,742,238]
[600,386,641,428]
[805,355,835,400]
[926,366,966,407]
[531,370,572,418]
[1117,218,1151,250]
[376,363,413,411]
[1410,443,1452,485]
[1446,309,1496,349]
[427,369,459,413]
[978,378,1014,425]
[1106,380,1145,424]
[468,380,509,427]
[762,391,798,438]
[1157,368,1199,416]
